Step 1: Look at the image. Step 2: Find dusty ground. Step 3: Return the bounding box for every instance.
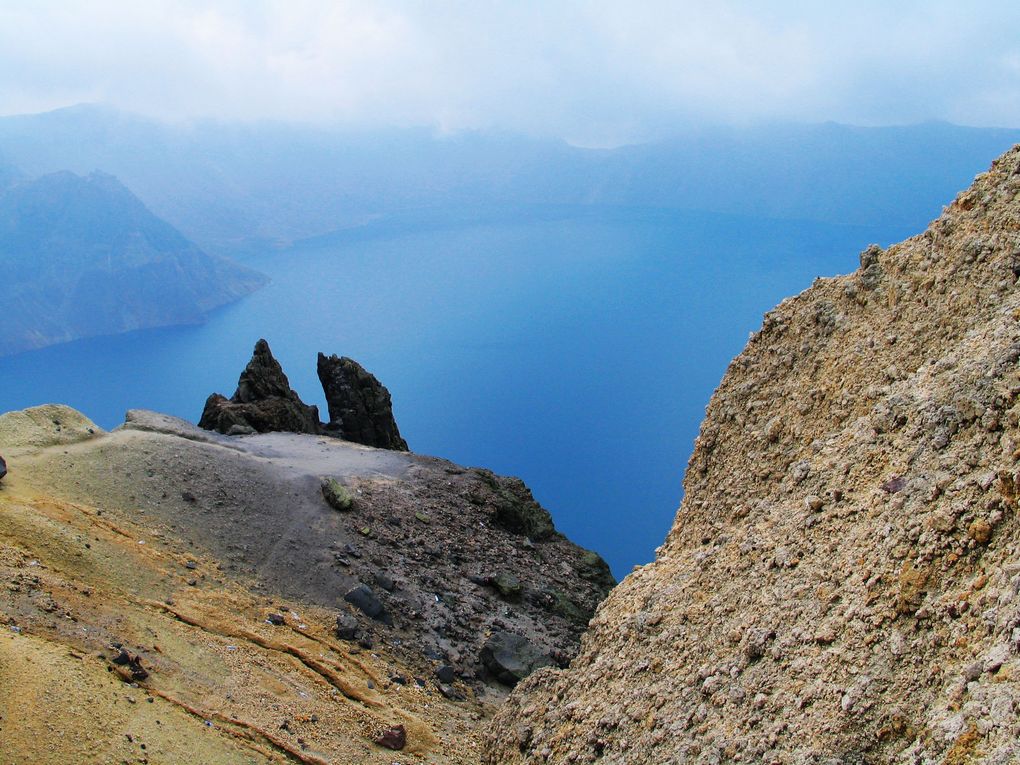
[0,406,612,764]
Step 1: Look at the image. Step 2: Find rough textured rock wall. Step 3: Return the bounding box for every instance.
[318,353,408,451]
[199,338,321,434]
[485,148,1020,764]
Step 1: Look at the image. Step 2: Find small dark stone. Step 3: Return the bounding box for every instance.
[343,584,391,625]
[437,683,465,701]
[184,561,197,570]
[881,476,907,494]
[390,675,407,685]
[0,455,7,482]
[335,611,359,641]
[374,571,395,592]
[492,572,523,601]
[435,664,456,684]
[110,648,149,682]
[266,613,286,626]
[480,632,554,687]
[181,491,197,503]
[374,724,406,751]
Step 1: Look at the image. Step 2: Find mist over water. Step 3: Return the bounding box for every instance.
[0,207,896,575]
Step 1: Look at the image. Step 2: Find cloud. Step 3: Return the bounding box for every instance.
[0,1,1018,144]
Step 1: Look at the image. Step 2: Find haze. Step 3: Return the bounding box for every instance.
[2,1,1020,145]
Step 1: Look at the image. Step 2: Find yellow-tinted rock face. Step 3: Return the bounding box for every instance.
[485,147,1020,763]
[0,403,102,452]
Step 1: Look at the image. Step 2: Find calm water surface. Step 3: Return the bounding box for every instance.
[0,208,898,575]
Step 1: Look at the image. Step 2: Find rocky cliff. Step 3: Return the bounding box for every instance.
[485,149,1020,763]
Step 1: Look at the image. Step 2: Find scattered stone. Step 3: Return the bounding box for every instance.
[437,683,466,701]
[321,478,354,511]
[110,648,149,682]
[374,571,396,592]
[435,664,456,684]
[480,632,554,686]
[266,613,286,626]
[493,572,523,601]
[881,476,906,494]
[374,724,406,751]
[317,353,408,450]
[335,611,359,641]
[344,584,391,625]
[0,455,6,482]
[968,519,993,544]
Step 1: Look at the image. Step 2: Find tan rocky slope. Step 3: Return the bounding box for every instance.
[0,405,612,764]
[485,149,1020,764]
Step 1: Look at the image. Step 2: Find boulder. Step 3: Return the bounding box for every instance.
[316,353,408,450]
[199,339,320,435]
[480,632,553,687]
[335,611,360,641]
[344,583,391,625]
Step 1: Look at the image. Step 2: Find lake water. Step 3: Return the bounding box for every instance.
[0,206,905,576]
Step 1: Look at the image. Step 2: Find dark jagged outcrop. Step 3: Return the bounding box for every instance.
[0,455,6,482]
[317,353,408,451]
[198,339,320,435]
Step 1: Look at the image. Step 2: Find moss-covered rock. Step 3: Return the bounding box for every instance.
[473,469,556,541]
[321,477,354,511]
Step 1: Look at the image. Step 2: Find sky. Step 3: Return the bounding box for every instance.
[1,1,1019,146]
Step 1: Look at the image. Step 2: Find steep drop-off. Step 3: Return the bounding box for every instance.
[485,150,1020,763]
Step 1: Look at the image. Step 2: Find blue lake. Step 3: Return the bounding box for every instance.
[0,206,910,576]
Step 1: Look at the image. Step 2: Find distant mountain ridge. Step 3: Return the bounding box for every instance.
[0,106,1018,256]
[0,169,267,356]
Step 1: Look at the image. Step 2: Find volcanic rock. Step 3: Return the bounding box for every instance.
[317,353,408,450]
[0,455,6,482]
[484,148,1020,763]
[199,339,320,435]
[344,583,391,625]
[480,632,554,687]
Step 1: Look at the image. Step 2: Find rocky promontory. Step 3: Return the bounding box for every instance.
[484,148,1020,763]
[200,339,408,450]
[0,393,612,762]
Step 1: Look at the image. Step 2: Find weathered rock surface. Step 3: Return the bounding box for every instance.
[0,403,102,451]
[317,353,408,450]
[480,632,554,687]
[198,339,320,435]
[0,455,6,482]
[486,148,1020,763]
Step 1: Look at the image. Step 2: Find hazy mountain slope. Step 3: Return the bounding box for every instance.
[0,170,267,356]
[1,105,1018,256]
[484,149,1020,762]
